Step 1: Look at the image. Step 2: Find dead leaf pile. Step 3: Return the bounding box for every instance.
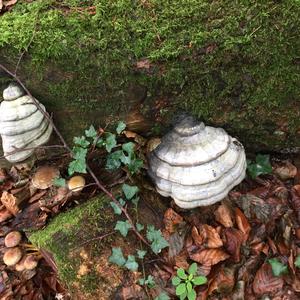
[144,158,300,299]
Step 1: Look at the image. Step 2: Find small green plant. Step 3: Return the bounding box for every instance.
[172,263,207,300]
[247,154,272,179]
[68,121,143,176]
[268,258,288,277]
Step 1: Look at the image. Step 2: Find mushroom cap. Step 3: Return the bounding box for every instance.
[3,83,25,101]
[23,254,38,270]
[4,231,22,248]
[15,256,27,272]
[68,176,85,192]
[3,247,22,266]
[148,117,246,208]
[32,166,60,189]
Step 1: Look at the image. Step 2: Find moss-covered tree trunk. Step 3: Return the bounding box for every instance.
[0,0,299,155]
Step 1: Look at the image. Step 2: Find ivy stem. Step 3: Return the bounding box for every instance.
[0,63,150,247]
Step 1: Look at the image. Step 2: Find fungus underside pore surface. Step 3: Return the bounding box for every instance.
[0,0,299,149]
[29,194,117,294]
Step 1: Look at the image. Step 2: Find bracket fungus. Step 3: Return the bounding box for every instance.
[148,117,246,209]
[0,83,53,163]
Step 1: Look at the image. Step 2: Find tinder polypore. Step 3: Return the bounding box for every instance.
[148,117,246,208]
[0,83,53,163]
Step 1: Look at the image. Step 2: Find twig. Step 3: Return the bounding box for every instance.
[14,29,37,76]
[71,230,115,250]
[0,144,67,160]
[0,63,150,247]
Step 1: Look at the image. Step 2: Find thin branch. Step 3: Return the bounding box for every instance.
[0,63,150,247]
[71,230,115,250]
[0,144,67,160]
[14,31,36,76]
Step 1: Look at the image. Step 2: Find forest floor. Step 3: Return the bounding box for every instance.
[0,127,300,300]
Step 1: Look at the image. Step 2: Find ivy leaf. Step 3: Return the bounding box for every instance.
[115,220,131,237]
[73,136,90,148]
[68,157,87,175]
[109,247,126,267]
[95,137,105,147]
[172,276,181,286]
[192,276,207,285]
[176,283,186,296]
[154,293,170,300]
[188,263,197,276]
[132,196,140,206]
[110,202,122,215]
[146,225,169,254]
[122,184,139,200]
[116,121,126,134]
[146,275,156,288]
[139,275,155,288]
[295,256,300,268]
[125,255,138,271]
[122,142,135,154]
[247,154,272,179]
[127,159,143,174]
[85,125,97,138]
[106,150,123,170]
[105,133,117,152]
[136,223,144,232]
[53,177,66,187]
[137,249,147,259]
[177,268,187,280]
[72,147,88,160]
[187,289,196,300]
[118,198,126,206]
[268,258,288,276]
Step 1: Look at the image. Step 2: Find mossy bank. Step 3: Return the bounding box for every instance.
[0,0,299,151]
[29,194,124,299]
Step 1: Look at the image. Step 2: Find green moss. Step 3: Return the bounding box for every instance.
[0,0,299,150]
[29,194,113,289]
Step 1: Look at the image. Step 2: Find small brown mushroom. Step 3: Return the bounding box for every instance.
[3,247,22,266]
[15,256,27,272]
[32,166,60,189]
[68,176,85,192]
[23,254,39,270]
[4,231,22,248]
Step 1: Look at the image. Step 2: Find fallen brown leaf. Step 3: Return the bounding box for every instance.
[273,161,297,181]
[223,228,244,262]
[235,208,251,241]
[253,263,284,295]
[0,207,13,223]
[202,224,223,248]
[208,267,235,295]
[163,208,183,234]
[189,248,229,266]
[237,255,262,282]
[214,203,233,227]
[191,226,204,246]
[174,251,189,269]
